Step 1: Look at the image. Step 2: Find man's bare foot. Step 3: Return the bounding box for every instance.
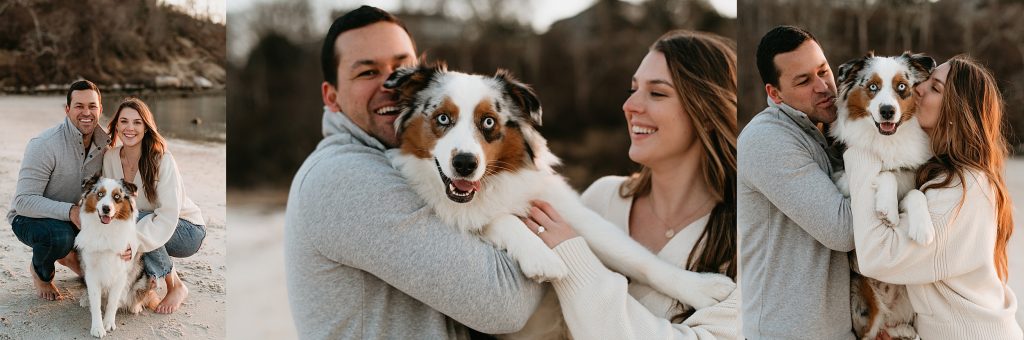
[29,264,62,301]
[56,251,83,277]
[156,270,188,314]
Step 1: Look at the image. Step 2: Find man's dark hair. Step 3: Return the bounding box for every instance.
[66,80,101,107]
[321,5,411,86]
[756,25,818,87]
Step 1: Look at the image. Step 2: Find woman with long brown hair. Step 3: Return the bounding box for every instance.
[845,55,1022,339]
[103,97,207,314]
[522,30,738,338]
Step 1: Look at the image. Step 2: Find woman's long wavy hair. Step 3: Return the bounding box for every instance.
[618,30,737,320]
[915,55,1013,282]
[108,97,167,204]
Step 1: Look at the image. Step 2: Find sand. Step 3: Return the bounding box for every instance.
[0,95,226,339]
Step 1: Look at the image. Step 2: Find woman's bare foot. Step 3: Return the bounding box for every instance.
[156,269,189,314]
[29,264,62,301]
[143,289,161,311]
[56,251,83,277]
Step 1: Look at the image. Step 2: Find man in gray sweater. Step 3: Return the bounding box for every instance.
[284,6,544,339]
[8,80,110,301]
[737,26,855,339]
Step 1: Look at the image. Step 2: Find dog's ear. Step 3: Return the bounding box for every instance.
[82,173,101,193]
[836,56,868,86]
[494,69,542,127]
[900,52,936,83]
[121,179,138,197]
[384,62,446,101]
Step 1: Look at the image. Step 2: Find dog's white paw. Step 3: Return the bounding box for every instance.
[103,318,117,332]
[91,323,106,338]
[907,212,935,245]
[661,272,735,309]
[129,302,143,314]
[874,172,900,226]
[517,250,568,283]
[874,199,899,227]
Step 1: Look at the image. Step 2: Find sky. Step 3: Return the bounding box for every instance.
[161,0,227,23]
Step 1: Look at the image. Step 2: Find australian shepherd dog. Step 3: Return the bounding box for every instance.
[75,175,155,338]
[831,52,936,340]
[382,63,734,338]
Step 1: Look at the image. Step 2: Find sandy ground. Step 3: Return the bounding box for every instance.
[0,95,226,339]
[225,159,1024,338]
[226,191,296,340]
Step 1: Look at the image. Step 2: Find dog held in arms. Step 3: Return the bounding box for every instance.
[382,62,735,338]
[76,174,156,338]
[831,52,936,340]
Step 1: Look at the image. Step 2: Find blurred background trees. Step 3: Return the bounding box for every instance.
[0,0,226,90]
[227,0,736,189]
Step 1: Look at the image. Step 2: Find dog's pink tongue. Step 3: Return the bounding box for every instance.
[452,180,480,192]
[100,215,111,224]
[880,122,897,133]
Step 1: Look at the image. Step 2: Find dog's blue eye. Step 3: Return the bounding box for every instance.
[869,84,878,91]
[482,117,495,129]
[436,114,450,125]
[98,192,104,197]
[897,83,907,91]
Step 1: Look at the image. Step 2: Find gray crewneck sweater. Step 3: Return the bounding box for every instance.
[8,117,109,224]
[284,109,545,340]
[737,100,855,340]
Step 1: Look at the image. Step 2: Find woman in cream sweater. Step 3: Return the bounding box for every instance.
[104,98,207,314]
[522,30,739,339]
[844,55,1022,339]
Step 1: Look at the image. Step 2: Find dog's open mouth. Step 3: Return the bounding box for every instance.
[435,158,480,203]
[875,121,900,135]
[98,214,112,224]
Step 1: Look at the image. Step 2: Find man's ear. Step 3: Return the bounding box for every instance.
[766,84,783,104]
[321,82,341,112]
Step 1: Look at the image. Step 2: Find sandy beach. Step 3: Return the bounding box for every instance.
[0,95,226,339]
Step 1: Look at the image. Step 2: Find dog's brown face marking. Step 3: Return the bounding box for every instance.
[892,73,917,123]
[400,97,461,160]
[83,188,101,213]
[111,187,135,220]
[845,73,883,120]
[472,99,528,176]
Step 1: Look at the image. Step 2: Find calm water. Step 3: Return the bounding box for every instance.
[101,93,226,142]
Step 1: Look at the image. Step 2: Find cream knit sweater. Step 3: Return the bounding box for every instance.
[551,176,739,339]
[844,148,1022,340]
[103,146,205,253]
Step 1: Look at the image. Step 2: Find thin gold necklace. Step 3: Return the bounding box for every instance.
[646,196,715,238]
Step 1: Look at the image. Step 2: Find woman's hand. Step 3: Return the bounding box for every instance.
[121,246,132,261]
[522,200,578,249]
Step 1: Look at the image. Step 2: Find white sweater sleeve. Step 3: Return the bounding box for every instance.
[552,237,739,340]
[844,148,996,285]
[135,153,185,253]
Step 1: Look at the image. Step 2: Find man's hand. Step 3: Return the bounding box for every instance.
[70,205,81,230]
[120,246,132,261]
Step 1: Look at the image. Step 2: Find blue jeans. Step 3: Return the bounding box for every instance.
[137,211,207,278]
[11,215,78,282]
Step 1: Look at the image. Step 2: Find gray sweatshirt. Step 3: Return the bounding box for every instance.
[737,101,855,340]
[284,109,545,340]
[8,117,109,224]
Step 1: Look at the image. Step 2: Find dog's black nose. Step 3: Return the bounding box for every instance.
[452,153,478,177]
[880,105,895,120]
[101,206,110,214]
